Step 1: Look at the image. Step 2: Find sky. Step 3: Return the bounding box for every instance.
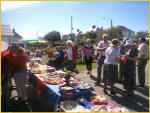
[1,1,149,39]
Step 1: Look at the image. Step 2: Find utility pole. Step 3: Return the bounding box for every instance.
[71,16,73,40]
[111,19,113,28]
[37,30,38,38]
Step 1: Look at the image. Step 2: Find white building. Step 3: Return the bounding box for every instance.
[1,25,22,44]
[118,26,135,39]
[91,25,104,41]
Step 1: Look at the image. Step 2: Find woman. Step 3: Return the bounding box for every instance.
[103,39,120,95]
[83,39,94,74]
[123,39,138,96]
[13,46,28,102]
[47,44,54,66]
[65,40,77,72]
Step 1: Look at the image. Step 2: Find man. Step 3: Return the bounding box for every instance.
[96,34,110,84]
[138,38,149,87]
[118,37,129,84]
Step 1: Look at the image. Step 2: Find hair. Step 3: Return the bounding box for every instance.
[103,34,109,38]
[18,47,26,53]
[140,38,146,42]
[66,40,73,46]
[86,39,91,42]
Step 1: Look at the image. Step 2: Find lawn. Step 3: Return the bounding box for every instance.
[76,61,98,72]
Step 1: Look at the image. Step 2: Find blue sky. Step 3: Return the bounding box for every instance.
[1,1,149,39]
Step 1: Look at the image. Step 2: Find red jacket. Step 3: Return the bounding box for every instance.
[1,50,15,75]
[13,51,27,72]
[65,46,77,62]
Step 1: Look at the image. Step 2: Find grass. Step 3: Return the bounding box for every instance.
[76,61,98,72]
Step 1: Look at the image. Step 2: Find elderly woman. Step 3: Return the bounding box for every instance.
[65,40,77,72]
[123,39,138,96]
[83,39,94,74]
[103,39,120,95]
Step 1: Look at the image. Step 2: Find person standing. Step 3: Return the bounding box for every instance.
[118,37,129,83]
[103,39,120,95]
[123,39,138,96]
[47,44,54,66]
[96,34,110,84]
[13,46,28,102]
[137,38,149,87]
[65,40,77,72]
[83,39,94,74]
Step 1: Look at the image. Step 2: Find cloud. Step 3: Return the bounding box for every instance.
[1,1,40,11]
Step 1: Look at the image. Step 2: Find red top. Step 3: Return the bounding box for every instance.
[13,51,27,71]
[1,50,15,75]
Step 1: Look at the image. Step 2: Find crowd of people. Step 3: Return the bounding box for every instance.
[1,33,149,108]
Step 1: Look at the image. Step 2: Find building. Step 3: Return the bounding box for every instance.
[118,26,135,39]
[91,25,105,41]
[75,29,84,42]
[1,25,22,44]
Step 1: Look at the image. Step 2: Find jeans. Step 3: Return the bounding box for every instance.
[97,56,105,83]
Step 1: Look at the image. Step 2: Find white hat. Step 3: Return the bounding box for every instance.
[1,42,8,52]
[124,39,136,46]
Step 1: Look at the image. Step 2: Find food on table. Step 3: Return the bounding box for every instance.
[91,105,108,112]
[77,81,91,89]
[44,77,63,85]
[61,86,74,91]
[60,100,77,110]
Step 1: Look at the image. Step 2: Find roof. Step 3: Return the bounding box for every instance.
[117,26,134,32]
[1,25,22,38]
[13,29,22,39]
[1,25,14,37]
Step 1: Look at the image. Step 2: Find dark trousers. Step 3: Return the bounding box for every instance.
[119,61,125,82]
[85,60,92,71]
[138,59,147,86]
[97,56,105,83]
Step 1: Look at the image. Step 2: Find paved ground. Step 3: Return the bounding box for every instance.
[2,61,149,112]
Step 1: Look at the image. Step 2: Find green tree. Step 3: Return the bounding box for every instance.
[105,27,123,40]
[135,31,149,39]
[84,31,97,44]
[44,31,61,43]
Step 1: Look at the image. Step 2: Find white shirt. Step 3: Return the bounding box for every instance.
[138,43,149,59]
[67,48,73,60]
[104,47,119,65]
[97,40,110,58]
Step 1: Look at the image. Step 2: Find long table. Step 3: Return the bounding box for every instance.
[29,72,94,111]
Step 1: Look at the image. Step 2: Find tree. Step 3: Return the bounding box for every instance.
[44,31,61,43]
[84,31,97,44]
[105,27,123,40]
[135,31,149,39]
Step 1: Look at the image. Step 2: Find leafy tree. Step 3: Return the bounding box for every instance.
[44,31,61,43]
[135,31,149,39]
[84,31,97,44]
[105,27,123,40]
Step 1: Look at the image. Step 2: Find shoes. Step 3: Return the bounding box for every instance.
[118,80,123,84]
[95,82,100,84]
[110,90,116,95]
[138,84,145,88]
[86,71,89,74]
[103,88,108,94]
[127,91,134,96]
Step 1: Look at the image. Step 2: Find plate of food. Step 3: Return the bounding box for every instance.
[61,86,74,91]
[77,81,91,90]
[45,78,63,85]
[60,100,78,111]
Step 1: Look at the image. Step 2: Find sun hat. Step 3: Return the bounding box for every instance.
[110,39,120,47]
[124,39,136,46]
[1,42,8,52]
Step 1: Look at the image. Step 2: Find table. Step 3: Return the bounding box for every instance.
[29,72,94,111]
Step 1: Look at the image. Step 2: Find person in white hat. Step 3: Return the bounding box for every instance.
[122,39,138,96]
